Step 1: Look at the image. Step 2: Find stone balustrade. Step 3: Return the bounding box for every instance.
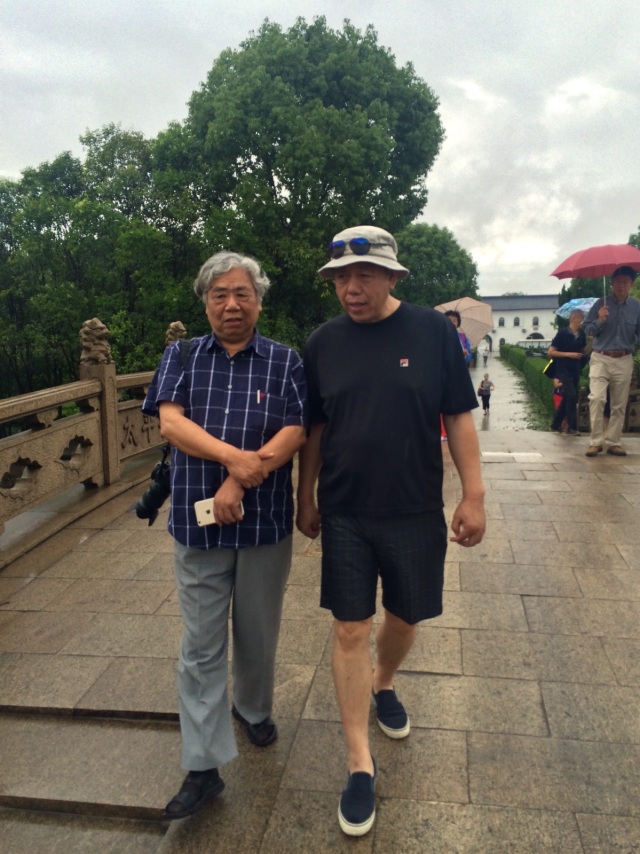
[0,318,183,545]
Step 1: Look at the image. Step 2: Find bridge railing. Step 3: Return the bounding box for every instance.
[0,318,185,554]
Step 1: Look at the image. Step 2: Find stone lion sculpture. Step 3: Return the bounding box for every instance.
[80,317,114,365]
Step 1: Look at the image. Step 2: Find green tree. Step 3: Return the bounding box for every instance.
[0,18,450,393]
[186,16,444,342]
[81,124,153,218]
[393,223,478,307]
[558,278,602,305]
[0,154,93,394]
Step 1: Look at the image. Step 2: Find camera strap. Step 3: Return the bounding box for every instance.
[178,338,192,370]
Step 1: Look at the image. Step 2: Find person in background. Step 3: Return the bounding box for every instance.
[441,310,473,442]
[444,310,472,365]
[583,266,640,456]
[477,373,495,415]
[552,378,564,419]
[143,251,307,820]
[297,225,485,837]
[547,308,587,436]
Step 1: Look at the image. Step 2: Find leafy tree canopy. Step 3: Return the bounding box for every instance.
[393,223,478,307]
[185,17,445,337]
[0,17,450,396]
[188,17,444,236]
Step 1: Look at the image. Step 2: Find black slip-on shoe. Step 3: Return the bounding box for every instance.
[338,757,378,836]
[373,689,410,739]
[163,768,224,820]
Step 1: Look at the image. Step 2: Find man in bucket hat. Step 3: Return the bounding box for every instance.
[297,225,486,836]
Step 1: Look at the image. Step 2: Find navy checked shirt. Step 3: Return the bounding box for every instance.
[142,331,308,550]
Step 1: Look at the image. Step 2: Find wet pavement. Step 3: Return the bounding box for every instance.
[469,353,539,432]
[1,357,639,852]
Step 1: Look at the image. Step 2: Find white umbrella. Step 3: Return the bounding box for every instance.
[555,297,598,320]
[434,297,493,348]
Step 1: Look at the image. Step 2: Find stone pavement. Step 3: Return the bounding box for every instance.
[1,357,640,853]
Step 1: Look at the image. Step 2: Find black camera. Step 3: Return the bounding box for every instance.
[134,449,171,526]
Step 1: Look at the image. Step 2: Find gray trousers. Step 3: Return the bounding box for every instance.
[173,536,292,771]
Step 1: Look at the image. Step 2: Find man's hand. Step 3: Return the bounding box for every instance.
[442,411,485,548]
[159,402,275,486]
[449,496,485,547]
[296,500,321,540]
[225,448,274,489]
[213,477,245,525]
[598,306,609,323]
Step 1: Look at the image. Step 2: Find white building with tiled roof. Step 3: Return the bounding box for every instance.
[480,294,560,349]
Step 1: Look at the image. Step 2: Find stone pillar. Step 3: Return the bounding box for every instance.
[78,318,120,486]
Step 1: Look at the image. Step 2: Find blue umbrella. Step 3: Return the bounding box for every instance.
[555,297,598,319]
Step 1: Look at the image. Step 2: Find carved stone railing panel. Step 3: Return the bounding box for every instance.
[116,371,154,401]
[0,411,103,526]
[0,381,102,427]
[0,320,174,543]
[118,400,163,461]
[23,409,60,430]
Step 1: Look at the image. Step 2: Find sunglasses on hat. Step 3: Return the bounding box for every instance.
[328,237,391,259]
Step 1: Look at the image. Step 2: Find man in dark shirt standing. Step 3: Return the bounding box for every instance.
[296,225,485,837]
[548,308,587,435]
[583,266,640,456]
[143,251,307,819]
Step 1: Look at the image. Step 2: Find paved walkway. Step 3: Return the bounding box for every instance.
[1,358,639,853]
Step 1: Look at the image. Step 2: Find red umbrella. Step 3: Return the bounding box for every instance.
[550,244,640,280]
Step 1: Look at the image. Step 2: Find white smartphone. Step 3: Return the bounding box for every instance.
[194,498,244,526]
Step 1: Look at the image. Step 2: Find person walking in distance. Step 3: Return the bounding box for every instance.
[477,373,495,415]
[547,308,587,436]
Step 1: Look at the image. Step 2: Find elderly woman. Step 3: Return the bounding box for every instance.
[547,308,587,435]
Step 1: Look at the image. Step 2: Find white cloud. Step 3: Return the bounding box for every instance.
[1,0,639,296]
[543,77,624,122]
[449,79,507,112]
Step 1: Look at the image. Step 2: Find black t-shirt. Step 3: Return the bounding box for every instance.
[304,302,478,516]
[550,327,586,380]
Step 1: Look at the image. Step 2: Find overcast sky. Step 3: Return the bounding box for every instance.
[2,0,638,295]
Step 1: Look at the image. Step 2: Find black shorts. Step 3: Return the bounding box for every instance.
[320,512,447,625]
